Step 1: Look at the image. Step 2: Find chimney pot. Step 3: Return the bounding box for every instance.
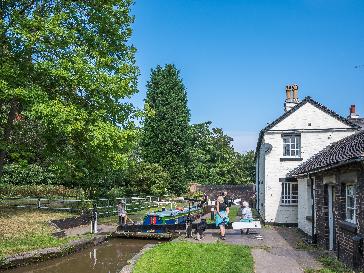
[350,105,356,114]
[285,85,292,102]
[349,104,359,119]
[292,84,299,102]
[284,84,299,112]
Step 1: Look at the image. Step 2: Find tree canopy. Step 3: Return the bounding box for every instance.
[188,122,255,185]
[1,2,255,198]
[0,0,139,196]
[141,64,191,195]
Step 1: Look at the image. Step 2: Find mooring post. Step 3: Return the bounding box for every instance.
[211,206,215,220]
[91,204,98,234]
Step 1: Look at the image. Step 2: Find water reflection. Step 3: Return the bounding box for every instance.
[5,239,156,273]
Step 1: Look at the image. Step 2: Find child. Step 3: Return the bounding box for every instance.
[241,201,253,220]
[241,201,253,234]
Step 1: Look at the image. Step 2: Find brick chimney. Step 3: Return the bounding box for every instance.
[284,84,300,112]
[348,104,359,119]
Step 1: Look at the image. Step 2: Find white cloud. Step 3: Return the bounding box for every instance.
[227,131,259,153]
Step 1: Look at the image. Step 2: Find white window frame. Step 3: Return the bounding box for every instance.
[345,184,356,224]
[283,134,301,158]
[281,182,298,205]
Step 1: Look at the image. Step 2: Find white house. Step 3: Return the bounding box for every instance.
[255,85,359,224]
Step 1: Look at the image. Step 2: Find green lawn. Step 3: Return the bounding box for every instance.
[0,208,78,258]
[228,206,239,221]
[133,242,254,273]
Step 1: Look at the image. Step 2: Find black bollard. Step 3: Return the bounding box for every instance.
[211,207,215,220]
[91,204,98,234]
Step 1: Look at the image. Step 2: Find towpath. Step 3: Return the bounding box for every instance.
[174,226,322,273]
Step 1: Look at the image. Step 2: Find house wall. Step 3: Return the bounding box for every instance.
[257,142,266,219]
[298,178,312,235]
[272,103,352,130]
[313,168,364,271]
[314,175,329,248]
[263,130,354,224]
[259,102,356,224]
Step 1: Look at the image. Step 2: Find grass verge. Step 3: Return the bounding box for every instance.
[229,206,239,220]
[133,242,254,273]
[305,255,352,273]
[0,208,75,258]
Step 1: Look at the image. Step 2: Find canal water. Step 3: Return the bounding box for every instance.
[5,239,157,273]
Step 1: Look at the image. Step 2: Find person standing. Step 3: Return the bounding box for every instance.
[215,196,230,240]
[223,191,230,208]
[117,201,127,226]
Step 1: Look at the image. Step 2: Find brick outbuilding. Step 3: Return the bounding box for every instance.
[289,131,364,270]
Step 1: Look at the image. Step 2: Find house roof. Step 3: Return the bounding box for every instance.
[255,96,360,159]
[348,118,364,129]
[288,130,364,177]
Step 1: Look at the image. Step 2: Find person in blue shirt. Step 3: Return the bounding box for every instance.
[215,196,230,240]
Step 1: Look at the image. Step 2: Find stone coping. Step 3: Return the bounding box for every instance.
[119,244,156,273]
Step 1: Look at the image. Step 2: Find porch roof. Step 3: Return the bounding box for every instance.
[288,130,364,177]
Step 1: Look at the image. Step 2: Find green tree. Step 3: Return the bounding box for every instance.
[124,162,169,196]
[0,1,139,195]
[188,122,255,185]
[237,150,256,184]
[141,64,190,195]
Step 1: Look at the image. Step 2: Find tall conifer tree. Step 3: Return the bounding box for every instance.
[142,64,190,194]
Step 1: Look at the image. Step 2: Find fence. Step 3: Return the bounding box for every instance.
[0,196,176,217]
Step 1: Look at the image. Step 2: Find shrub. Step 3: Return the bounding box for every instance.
[0,184,84,198]
[124,162,170,196]
[1,163,56,185]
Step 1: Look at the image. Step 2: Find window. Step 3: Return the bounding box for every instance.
[346,184,356,224]
[283,135,301,157]
[281,182,298,205]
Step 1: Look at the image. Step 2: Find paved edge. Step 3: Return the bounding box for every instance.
[0,235,108,271]
[252,248,304,273]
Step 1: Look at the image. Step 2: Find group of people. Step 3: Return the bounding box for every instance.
[215,191,252,240]
[116,192,253,241]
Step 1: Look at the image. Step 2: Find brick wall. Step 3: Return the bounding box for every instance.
[314,175,330,248]
[355,167,364,271]
[337,227,355,267]
[193,184,255,204]
[314,166,364,270]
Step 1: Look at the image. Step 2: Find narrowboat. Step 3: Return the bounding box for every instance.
[143,206,202,225]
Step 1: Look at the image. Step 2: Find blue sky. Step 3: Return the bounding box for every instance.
[129,0,364,153]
